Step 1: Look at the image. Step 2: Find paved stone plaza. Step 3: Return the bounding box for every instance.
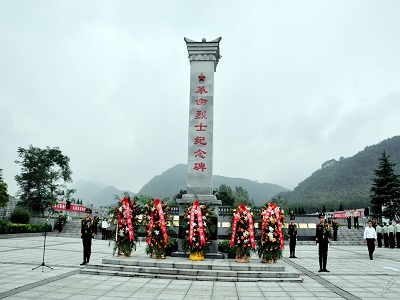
[0,234,399,299]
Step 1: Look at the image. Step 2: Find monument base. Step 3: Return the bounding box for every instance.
[171,251,224,259]
[179,194,222,205]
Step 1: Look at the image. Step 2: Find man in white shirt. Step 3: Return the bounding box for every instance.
[101,218,108,240]
[363,220,377,260]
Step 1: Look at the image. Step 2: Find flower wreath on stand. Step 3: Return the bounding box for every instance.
[182,200,216,261]
[230,204,256,263]
[257,202,286,263]
[109,196,140,257]
[142,198,171,259]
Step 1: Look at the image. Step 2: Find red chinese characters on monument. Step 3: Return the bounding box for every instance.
[193,162,206,172]
[195,110,207,120]
[192,74,209,172]
[194,136,207,146]
[195,98,208,106]
[194,149,207,159]
[195,86,208,95]
[194,122,207,132]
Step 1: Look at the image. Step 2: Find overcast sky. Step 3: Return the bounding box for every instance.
[1,1,400,196]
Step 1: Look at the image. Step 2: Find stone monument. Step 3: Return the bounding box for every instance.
[176,37,222,256]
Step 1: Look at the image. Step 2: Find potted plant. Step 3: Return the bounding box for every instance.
[230,204,256,263]
[182,200,216,261]
[218,239,236,258]
[142,199,171,259]
[109,196,140,257]
[257,202,286,263]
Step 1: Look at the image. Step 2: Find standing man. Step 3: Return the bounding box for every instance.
[383,223,389,248]
[57,211,64,233]
[93,211,100,236]
[288,216,298,258]
[363,220,377,260]
[388,221,396,248]
[346,209,352,229]
[395,220,400,248]
[371,218,377,229]
[101,218,108,240]
[353,209,359,229]
[316,213,331,272]
[332,217,339,241]
[80,208,94,265]
[376,222,383,248]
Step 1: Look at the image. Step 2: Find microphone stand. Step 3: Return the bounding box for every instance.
[32,214,53,272]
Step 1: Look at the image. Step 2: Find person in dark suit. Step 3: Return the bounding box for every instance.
[383,223,389,248]
[80,208,94,265]
[288,216,298,258]
[332,217,339,241]
[376,222,383,248]
[346,209,352,229]
[93,211,100,235]
[316,213,331,272]
[57,211,64,233]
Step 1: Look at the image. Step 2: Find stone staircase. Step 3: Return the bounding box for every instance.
[80,257,302,282]
[48,220,82,238]
[297,226,365,245]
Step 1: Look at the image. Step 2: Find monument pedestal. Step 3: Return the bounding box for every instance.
[176,196,222,257]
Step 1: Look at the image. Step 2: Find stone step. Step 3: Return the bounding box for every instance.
[79,268,302,282]
[101,258,286,272]
[297,241,364,246]
[79,256,301,282]
[83,263,298,279]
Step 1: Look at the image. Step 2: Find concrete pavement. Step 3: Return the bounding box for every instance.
[0,234,399,299]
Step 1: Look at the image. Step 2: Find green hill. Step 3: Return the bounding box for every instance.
[137,164,289,205]
[279,135,400,212]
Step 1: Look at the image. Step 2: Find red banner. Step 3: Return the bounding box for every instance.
[146,199,168,245]
[52,203,86,213]
[189,200,206,247]
[334,210,363,219]
[122,197,134,242]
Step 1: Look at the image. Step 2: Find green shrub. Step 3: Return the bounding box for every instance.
[166,238,178,256]
[0,219,9,234]
[10,208,31,224]
[218,239,237,258]
[1,223,51,234]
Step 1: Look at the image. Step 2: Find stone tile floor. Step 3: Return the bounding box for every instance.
[0,235,399,299]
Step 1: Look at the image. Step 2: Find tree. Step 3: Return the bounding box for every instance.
[60,188,76,205]
[233,186,254,206]
[322,205,326,213]
[338,203,344,211]
[370,151,400,221]
[215,184,235,206]
[15,145,73,216]
[0,169,10,208]
[173,189,187,200]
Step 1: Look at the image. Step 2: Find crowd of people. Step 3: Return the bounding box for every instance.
[288,210,400,272]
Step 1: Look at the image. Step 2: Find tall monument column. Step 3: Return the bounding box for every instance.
[175,37,222,256]
[181,37,222,205]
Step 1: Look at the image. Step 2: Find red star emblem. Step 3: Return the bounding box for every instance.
[198,74,206,81]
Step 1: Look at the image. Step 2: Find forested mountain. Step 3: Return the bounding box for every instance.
[137,164,289,206]
[71,180,134,207]
[279,136,400,213]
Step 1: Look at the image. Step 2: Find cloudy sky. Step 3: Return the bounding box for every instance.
[1,1,400,196]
